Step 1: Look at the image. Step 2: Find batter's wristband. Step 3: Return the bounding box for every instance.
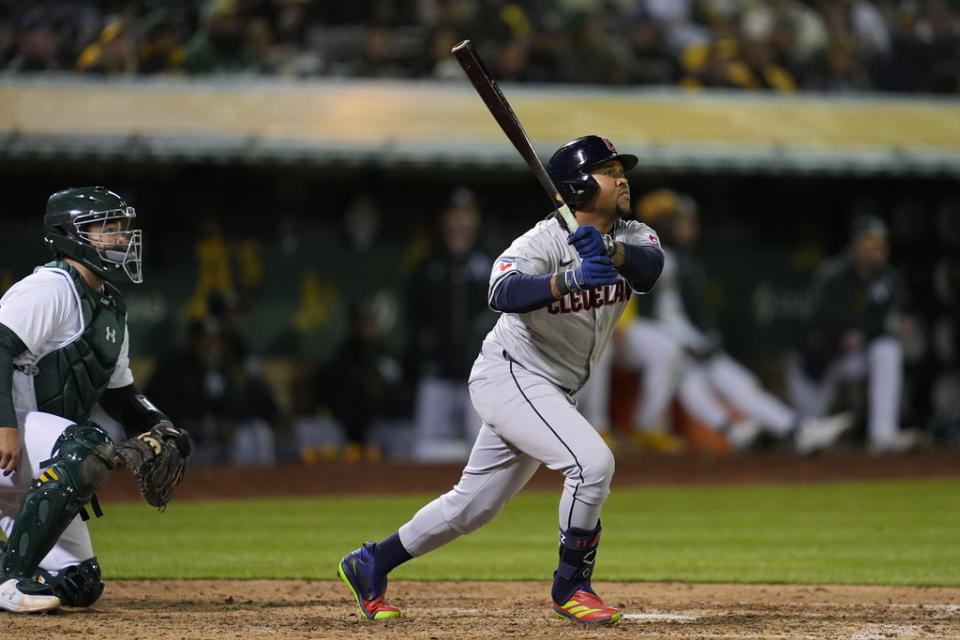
[556,268,582,296]
[602,234,616,257]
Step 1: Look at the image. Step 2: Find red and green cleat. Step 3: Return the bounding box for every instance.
[552,588,622,625]
[338,543,400,620]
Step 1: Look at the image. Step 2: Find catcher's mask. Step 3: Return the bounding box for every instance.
[44,186,143,285]
[547,135,638,209]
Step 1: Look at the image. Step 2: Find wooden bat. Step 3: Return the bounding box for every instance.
[451,39,579,232]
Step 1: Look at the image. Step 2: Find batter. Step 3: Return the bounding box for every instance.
[338,135,664,625]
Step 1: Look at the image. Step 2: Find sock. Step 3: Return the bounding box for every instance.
[551,523,602,604]
[372,532,412,574]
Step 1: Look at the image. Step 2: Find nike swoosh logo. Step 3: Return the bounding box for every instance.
[559,258,574,267]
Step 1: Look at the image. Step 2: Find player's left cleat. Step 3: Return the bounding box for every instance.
[629,429,685,454]
[553,588,622,625]
[338,543,400,620]
[0,578,61,613]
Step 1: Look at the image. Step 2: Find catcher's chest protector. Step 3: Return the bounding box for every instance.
[33,262,127,424]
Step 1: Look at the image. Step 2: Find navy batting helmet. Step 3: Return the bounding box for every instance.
[547,135,638,208]
[44,186,143,285]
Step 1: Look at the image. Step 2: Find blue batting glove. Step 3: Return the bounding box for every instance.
[563,255,619,292]
[567,225,607,259]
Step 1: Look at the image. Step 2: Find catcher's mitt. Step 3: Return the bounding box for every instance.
[116,422,190,510]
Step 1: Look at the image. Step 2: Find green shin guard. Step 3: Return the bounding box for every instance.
[1,423,115,583]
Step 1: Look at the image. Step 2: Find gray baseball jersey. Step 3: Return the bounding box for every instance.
[397,215,662,556]
[486,216,661,392]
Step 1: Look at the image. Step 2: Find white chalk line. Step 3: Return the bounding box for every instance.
[623,613,699,621]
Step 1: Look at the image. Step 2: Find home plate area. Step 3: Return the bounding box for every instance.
[5,580,959,640]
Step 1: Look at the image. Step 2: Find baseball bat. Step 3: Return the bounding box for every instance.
[451,39,579,232]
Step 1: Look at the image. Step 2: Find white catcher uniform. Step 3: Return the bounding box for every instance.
[397,217,661,555]
[0,267,134,573]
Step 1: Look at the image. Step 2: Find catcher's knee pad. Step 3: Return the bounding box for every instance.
[38,557,104,607]
[1,422,115,580]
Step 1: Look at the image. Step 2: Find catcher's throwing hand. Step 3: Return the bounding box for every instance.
[116,421,191,510]
[0,427,20,476]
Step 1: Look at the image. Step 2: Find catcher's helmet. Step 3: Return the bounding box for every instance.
[44,186,143,284]
[547,135,638,208]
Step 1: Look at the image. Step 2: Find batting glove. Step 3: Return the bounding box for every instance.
[558,256,620,295]
[568,226,615,259]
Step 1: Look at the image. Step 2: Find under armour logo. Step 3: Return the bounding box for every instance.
[105,326,117,343]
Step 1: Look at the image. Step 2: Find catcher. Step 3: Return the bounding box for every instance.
[0,186,190,613]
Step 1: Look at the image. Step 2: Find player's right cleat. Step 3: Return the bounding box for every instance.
[0,578,61,613]
[337,543,400,620]
[794,411,855,456]
[725,418,764,452]
[553,588,622,625]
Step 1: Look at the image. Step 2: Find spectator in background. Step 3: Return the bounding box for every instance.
[493,37,533,82]
[75,19,136,74]
[405,188,497,462]
[207,290,283,462]
[741,0,828,68]
[806,36,872,92]
[787,215,922,454]
[145,317,243,465]
[348,25,408,78]
[4,9,62,72]
[145,309,279,465]
[919,1,960,93]
[137,13,185,74]
[740,33,798,91]
[316,302,410,463]
[420,25,468,79]
[566,10,633,85]
[524,13,574,83]
[182,0,256,74]
[626,12,681,85]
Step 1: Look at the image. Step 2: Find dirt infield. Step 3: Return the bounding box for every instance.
[10,580,960,639]
[12,449,960,638]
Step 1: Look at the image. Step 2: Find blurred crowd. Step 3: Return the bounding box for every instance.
[1,0,959,93]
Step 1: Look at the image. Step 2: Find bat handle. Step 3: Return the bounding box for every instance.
[556,202,579,232]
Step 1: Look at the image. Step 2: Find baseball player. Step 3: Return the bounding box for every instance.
[0,186,191,613]
[406,188,497,462]
[787,215,917,453]
[624,189,855,454]
[338,135,664,625]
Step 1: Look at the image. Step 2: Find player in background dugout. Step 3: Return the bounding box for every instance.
[405,188,497,462]
[583,189,854,455]
[787,214,923,454]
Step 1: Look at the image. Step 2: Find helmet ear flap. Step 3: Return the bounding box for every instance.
[557,174,599,208]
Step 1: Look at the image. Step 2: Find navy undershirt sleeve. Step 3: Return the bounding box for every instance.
[0,322,27,428]
[618,244,664,293]
[492,273,556,313]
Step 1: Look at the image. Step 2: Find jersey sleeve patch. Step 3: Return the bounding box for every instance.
[494,258,516,274]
